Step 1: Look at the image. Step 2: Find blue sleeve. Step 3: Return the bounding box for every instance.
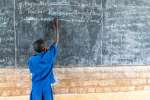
[41,43,58,64]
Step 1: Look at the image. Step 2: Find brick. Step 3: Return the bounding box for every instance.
[69,87,78,93]
[87,87,95,93]
[59,88,69,94]
[119,86,130,92]
[1,90,10,96]
[139,72,150,78]
[131,79,147,85]
[83,81,98,86]
[0,82,17,88]
[95,87,104,93]
[128,86,135,91]
[135,86,145,91]
[115,79,131,86]
[111,87,120,92]
[1,67,150,96]
[57,81,71,87]
[77,87,87,93]
[124,72,138,78]
[146,79,150,84]
[0,77,6,82]
[70,81,79,87]
[144,85,150,90]
[103,87,112,92]
[98,80,116,86]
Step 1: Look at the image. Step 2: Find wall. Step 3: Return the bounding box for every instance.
[0,66,150,96]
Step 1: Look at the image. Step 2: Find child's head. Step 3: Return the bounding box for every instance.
[33,39,45,53]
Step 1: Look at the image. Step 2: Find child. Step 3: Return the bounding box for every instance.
[27,18,60,100]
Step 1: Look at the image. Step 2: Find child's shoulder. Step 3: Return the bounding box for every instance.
[28,55,37,61]
[28,56,34,62]
[29,52,45,61]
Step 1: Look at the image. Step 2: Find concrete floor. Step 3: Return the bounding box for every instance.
[0,90,150,100]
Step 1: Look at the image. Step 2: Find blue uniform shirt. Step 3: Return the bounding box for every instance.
[27,43,58,87]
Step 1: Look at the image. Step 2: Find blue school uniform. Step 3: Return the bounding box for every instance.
[27,43,58,100]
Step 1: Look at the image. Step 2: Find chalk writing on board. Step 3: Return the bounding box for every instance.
[1,0,150,67]
[17,1,102,24]
[15,0,150,66]
[0,0,15,67]
[0,15,9,27]
[24,17,101,24]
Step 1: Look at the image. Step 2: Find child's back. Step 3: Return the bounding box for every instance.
[28,43,58,100]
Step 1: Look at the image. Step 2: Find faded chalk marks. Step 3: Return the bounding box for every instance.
[1,0,150,67]
[0,0,15,66]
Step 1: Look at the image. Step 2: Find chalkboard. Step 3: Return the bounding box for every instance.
[104,0,150,65]
[0,0,15,67]
[1,0,150,67]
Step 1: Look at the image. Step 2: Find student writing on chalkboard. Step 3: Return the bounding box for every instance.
[27,18,60,100]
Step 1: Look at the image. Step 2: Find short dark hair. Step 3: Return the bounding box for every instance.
[33,39,45,53]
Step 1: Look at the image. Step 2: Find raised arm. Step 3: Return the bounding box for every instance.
[52,17,60,45]
[41,17,60,64]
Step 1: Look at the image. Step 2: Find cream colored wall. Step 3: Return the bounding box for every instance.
[0,90,150,100]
